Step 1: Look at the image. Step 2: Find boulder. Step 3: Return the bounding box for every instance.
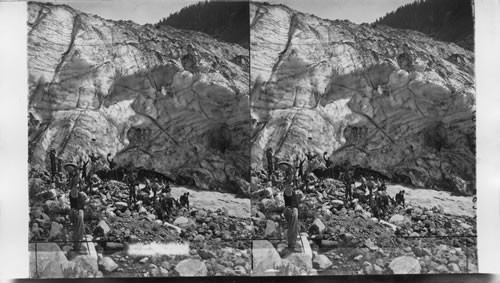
[389,214,410,226]
[389,256,421,274]
[330,200,344,209]
[263,187,274,198]
[448,263,461,272]
[99,256,118,273]
[252,240,282,276]
[48,221,63,240]
[309,218,326,234]
[265,220,278,236]
[193,234,205,242]
[284,253,313,272]
[364,239,378,251]
[94,220,110,236]
[199,249,216,259]
[173,216,194,228]
[174,259,208,276]
[29,243,69,278]
[312,254,332,269]
[138,206,148,215]
[114,202,128,211]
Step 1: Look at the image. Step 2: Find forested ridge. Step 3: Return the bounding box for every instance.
[375,0,474,50]
[156,1,249,48]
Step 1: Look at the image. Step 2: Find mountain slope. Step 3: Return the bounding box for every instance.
[250,2,475,194]
[28,1,250,195]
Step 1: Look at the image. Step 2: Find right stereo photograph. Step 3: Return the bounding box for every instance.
[249,0,476,276]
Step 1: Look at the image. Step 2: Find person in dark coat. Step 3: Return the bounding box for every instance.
[179,192,190,210]
[342,168,353,202]
[283,169,302,252]
[49,148,57,182]
[64,163,86,253]
[266,147,274,177]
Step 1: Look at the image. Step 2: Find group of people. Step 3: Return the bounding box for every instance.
[264,146,404,252]
[47,148,193,254]
[123,168,190,221]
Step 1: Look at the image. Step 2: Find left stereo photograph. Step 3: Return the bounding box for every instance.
[27,0,251,278]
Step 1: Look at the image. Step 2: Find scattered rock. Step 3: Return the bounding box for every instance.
[265,220,278,236]
[94,220,110,236]
[312,254,332,269]
[139,257,149,264]
[310,218,326,234]
[193,234,205,242]
[48,221,63,240]
[448,263,461,272]
[115,202,128,211]
[99,256,118,273]
[284,252,313,272]
[252,240,282,276]
[389,256,421,274]
[29,243,69,278]
[199,249,216,259]
[175,259,208,276]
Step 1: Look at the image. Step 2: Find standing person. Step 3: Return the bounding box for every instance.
[64,163,86,253]
[323,152,334,179]
[127,169,138,205]
[366,175,376,201]
[88,152,100,178]
[107,153,116,180]
[266,147,274,177]
[283,169,301,252]
[342,167,353,202]
[106,153,115,170]
[151,178,159,201]
[49,148,57,182]
[56,157,63,175]
[159,191,176,220]
[80,156,89,181]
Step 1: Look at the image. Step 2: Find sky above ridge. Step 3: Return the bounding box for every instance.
[253,0,417,24]
[37,0,416,25]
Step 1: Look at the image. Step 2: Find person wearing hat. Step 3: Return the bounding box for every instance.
[64,163,86,253]
[283,168,302,252]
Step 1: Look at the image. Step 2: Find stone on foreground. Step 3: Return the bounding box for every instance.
[389,256,421,274]
[265,220,278,236]
[252,240,282,276]
[99,256,118,273]
[284,252,313,272]
[174,259,208,276]
[312,254,332,270]
[389,214,410,226]
[29,243,69,278]
[49,221,63,240]
[309,218,326,234]
[94,220,110,236]
[114,202,128,211]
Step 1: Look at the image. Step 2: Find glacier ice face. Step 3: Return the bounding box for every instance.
[28,2,250,195]
[250,3,475,194]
